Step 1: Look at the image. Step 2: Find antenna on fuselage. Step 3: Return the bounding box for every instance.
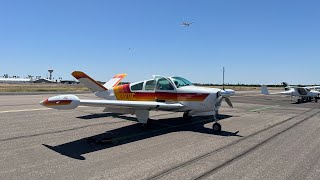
[223,67,225,90]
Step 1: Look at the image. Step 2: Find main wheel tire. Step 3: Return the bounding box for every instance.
[183,111,192,121]
[140,121,150,129]
[212,123,222,132]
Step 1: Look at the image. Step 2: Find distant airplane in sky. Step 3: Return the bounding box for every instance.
[181,22,193,27]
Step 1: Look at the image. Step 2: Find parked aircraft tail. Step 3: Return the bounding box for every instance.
[104,74,127,89]
[261,85,270,95]
[282,82,289,87]
[72,71,108,92]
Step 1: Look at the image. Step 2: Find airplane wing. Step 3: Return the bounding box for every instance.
[261,85,294,95]
[40,95,185,111]
[275,90,295,95]
[80,99,185,111]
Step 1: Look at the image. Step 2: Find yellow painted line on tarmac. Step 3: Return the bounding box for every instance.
[0,108,50,114]
[0,106,89,114]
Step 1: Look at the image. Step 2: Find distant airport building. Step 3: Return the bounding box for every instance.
[60,80,79,84]
[33,78,56,83]
[0,70,75,84]
[0,77,33,84]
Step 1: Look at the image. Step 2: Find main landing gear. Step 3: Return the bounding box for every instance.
[183,111,192,121]
[297,97,318,103]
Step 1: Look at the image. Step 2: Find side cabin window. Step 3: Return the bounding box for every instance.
[131,82,144,91]
[145,80,155,91]
[156,78,174,91]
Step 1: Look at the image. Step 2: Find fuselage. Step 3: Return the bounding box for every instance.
[95,76,234,114]
[282,87,320,97]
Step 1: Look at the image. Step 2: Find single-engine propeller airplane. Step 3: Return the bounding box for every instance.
[282,82,320,92]
[261,85,320,103]
[40,71,235,132]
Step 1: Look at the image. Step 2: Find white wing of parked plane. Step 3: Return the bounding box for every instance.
[80,99,185,110]
[40,94,185,111]
[261,85,294,95]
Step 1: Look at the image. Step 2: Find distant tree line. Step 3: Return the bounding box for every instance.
[96,81,319,87]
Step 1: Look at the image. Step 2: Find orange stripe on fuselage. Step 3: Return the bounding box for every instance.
[112,84,209,101]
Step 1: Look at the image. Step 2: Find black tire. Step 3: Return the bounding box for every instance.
[212,123,222,132]
[140,121,150,129]
[183,111,192,121]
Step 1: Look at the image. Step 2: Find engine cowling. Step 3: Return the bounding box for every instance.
[40,95,80,110]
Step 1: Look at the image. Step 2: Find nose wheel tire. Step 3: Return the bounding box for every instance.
[212,123,222,132]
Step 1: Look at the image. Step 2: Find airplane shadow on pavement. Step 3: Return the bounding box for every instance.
[43,113,241,160]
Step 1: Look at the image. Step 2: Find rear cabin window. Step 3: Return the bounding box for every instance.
[145,80,155,91]
[131,82,143,91]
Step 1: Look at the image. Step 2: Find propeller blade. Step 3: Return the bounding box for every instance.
[215,96,223,108]
[225,98,233,108]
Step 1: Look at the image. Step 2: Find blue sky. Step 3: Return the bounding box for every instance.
[0,0,319,84]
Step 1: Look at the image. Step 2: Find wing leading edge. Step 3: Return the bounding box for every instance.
[80,99,185,110]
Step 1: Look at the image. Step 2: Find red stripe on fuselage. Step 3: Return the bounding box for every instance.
[113,84,209,101]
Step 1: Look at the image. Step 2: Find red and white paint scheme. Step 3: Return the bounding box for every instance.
[40,71,235,132]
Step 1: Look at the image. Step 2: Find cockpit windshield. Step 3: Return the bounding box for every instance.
[171,77,193,88]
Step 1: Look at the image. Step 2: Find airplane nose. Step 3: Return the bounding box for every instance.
[227,89,235,95]
[39,99,47,106]
[221,89,235,97]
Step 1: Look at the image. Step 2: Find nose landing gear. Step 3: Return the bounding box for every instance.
[183,111,222,133]
[212,116,222,133]
[212,123,222,132]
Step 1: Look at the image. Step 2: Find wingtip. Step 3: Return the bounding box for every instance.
[113,74,127,78]
[72,71,87,79]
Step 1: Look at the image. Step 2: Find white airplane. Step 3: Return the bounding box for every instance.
[40,71,235,132]
[261,85,320,103]
[181,22,193,27]
[282,82,320,92]
[307,86,320,92]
